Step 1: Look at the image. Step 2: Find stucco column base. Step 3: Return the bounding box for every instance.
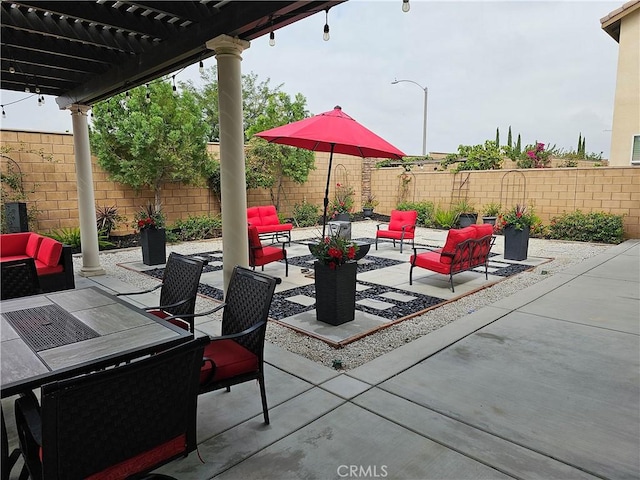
[78,266,107,277]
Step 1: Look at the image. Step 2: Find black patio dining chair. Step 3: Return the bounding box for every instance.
[0,258,41,300]
[13,336,208,480]
[172,266,280,425]
[117,252,206,332]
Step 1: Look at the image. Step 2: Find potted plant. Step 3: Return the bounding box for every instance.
[134,203,166,265]
[329,182,354,222]
[481,202,501,226]
[309,234,359,325]
[454,200,477,227]
[362,194,378,217]
[498,204,535,261]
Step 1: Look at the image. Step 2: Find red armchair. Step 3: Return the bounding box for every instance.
[375,210,417,254]
[248,225,288,276]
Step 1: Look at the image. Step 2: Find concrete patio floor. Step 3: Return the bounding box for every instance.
[2,235,638,479]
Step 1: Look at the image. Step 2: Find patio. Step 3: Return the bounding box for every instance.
[2,226,638,479]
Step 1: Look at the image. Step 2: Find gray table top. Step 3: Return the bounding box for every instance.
[1,287,191,398]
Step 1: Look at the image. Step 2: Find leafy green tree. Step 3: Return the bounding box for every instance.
[90,80,210,210]
[440,140,503,172]
[245,92,316,210]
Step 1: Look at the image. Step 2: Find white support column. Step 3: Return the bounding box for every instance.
[206,35,250,293]
[69,104,105,276]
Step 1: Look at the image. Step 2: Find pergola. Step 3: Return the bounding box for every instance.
[1,1,343,291]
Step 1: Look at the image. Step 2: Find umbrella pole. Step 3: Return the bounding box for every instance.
[321,143,336,238]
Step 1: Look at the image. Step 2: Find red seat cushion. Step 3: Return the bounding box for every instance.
[147,309,190,331]
[200,339,258,385]
[36,237,63,267]
[84,434,187,480]
[33,260,63,276]
[378,210,417,240]
[410,251,450,274]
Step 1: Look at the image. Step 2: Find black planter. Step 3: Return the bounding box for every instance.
[140,228,166,265]
[4,202,28,232]
[503,225,530,261]
[333,213,351,222]
[314,261,357,325]
[482,216,497,226]
[362,208,374,217]
[458,213,478,228]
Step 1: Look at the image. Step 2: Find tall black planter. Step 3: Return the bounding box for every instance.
[4,202,28,232]
[503,225,529,261]
[314,261,357,325]
[140,228,166,265]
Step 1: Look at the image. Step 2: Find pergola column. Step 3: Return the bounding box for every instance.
[69,104,105,276]
[206,35,250,293]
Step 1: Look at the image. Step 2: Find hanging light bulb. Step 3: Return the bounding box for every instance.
[145,84,150,103]
[199,60,204,74]
[9,65,15,74]
[172,75,177,96]
[402,0,410,12]
[269,30,275,47]
[37,96,43,107]
[323,9,330,41]
[1,106,6,118]
[35,87,40,94]
[24,86,30,93]
[40,95,45,105]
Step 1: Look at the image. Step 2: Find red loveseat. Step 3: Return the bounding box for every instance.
[247,206,292,244]
[0,232,75,294]
[409,224,495,292]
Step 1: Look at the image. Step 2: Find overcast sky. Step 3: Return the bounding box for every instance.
[0,1,621,158]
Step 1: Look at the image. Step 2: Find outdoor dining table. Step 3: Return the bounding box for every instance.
[0,286,192,399]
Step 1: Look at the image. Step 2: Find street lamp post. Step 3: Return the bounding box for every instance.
[391,79,428,156]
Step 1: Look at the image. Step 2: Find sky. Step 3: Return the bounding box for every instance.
[0,1,621,159]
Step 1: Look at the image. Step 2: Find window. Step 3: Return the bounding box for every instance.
[631,134,640,165]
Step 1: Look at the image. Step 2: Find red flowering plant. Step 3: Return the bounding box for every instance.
[133,203,165,231]
[309,234,359,270]
[517,142,552,168]
[495,204,537,232]
[329,182,355,217]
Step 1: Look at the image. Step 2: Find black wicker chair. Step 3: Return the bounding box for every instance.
[117,252,206,332]
[14,336,208,480]
[175,266,279,425]
[0,258,41,300]
[2,407,27,480]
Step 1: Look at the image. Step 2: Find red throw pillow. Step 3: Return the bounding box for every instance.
[36,237,63,267]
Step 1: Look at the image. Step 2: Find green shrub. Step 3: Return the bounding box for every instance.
[292,200,320,227]
[396,201,435,227]
[433,205,457,229]
[548,211,624,244]
[47,227,112,249]
[171,215,222,241]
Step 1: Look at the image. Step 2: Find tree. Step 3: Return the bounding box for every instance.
[245,92,316,210]
[577,132,582,154]
[516,134,522,154]
[90,81,210,212]
[440,140,503,172]
[495,127,500,147]
[507,126,512,148]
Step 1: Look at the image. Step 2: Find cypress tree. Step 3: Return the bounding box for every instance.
[516,134,521,154]
[507,126,512,148]
[581,137,586,157]
[495,127,500,147]
[577,133,582,153]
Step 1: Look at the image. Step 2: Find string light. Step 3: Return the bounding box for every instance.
[9,65,15,74]
[323,9,330,41]
[172,75,177,95]
[145,84,150,103]
[269,31,275,47]
[24,86,30,93]
[402,0,410,12]
[199,60,204,74]
[1,105,5,118]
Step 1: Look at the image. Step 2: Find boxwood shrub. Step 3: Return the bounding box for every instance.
[548,211,624,244]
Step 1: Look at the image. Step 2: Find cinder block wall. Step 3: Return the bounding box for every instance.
[2,129,639,239]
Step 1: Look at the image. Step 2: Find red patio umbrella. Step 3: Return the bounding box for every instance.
[254,105,406,236]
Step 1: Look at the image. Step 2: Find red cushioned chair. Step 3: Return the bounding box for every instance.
[248,225,288,277]
[117,252,206,333]
[375,210,417,254]
[14,337,208,480]
[197,266,280,425]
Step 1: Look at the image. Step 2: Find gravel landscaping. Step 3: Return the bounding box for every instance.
[81,221,613,371]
